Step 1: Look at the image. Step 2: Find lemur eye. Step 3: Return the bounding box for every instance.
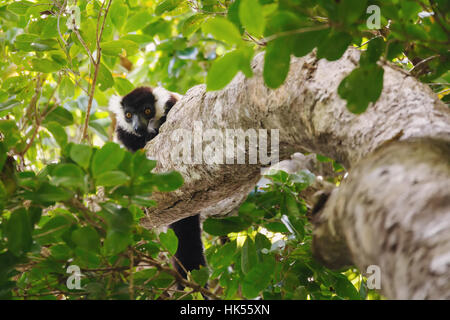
[125,112,132,119]
[144,108,151,115]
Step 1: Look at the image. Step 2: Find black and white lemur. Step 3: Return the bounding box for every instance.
[109,86,206,283]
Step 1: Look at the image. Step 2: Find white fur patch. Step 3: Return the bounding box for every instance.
[108,95,134,133]
[152,87,172,119]
[150,87,181,131]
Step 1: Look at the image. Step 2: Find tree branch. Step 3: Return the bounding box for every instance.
[142,47,449,228]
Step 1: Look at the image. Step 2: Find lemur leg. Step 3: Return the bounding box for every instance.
[169,214,206,283]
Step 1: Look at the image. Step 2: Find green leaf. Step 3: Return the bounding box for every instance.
[241,255,276,298]
[255,233,271,254]
[59,78,75,99]
[337,0,368,25]
[0,120,21,149]
[237,46,254,77]
[264,221,289,233]
[0,98,20,113]
[292,28,329,57]
[360,37,385,66]
[131,150,156,177]
[74,247,101,268]
[208,240,237,269]
[95,170,130,187]
[44,122,67,148]
[103,230,132,256]
[34,214,74,245]
[51,163,84,189]
[110,1,128,30]
[131,196,156,207]
[227,0,243,34]
[101,40,139,56]
[14,33,37,51]
[203,216,251,236]
[7,1,33,15]
[70,144,93,170]
[202,17,242,46]
[121,34,154,44]
[124,11,152,33]
[0,7,18,22]
[114,78,135,96]
[335,275,360,299]
[101,204,133,233]
[182,14,207,37]
[159,228,178,256]
[153,171,183,192]
[191,267,209,287]
[155,0,182,15]
[338,64,384,114]
[31,58,61,73]
[41,16,63,38]
[91,142,125,177]
[283,193,300,217]
[72,227,100,253]
[0,141,7,172]
[30,38,59,51]
[317,31,352,61]
[206,50,240,91]
[386,40,403,61]
[43,107,74,126]
[134,268,158,285]
[5,209,32,257]
[263,37,291,88]
[239,0,265,36]
[25,183,73,203]
[97,63,114,91]
[241,236,257,274]
[50,244,72,260]
[264,10,302,36]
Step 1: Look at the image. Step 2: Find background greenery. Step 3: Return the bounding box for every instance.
[0,0,448,299]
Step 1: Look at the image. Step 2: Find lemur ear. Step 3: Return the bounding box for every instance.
[108,95,123,115]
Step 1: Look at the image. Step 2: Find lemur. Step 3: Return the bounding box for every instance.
[109,86,206,284]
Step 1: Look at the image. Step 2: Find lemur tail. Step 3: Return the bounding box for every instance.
[169,214,206,282]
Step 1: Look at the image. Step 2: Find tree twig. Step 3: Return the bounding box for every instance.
[20,75,45,157]
[79,0,113,143]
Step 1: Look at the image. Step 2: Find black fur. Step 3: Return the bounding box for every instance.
[170,214,206,280]
[122,87,156,118]
[116,127,156,152]
[113,87,206,287]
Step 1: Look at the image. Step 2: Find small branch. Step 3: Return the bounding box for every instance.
[260,24,329,45]
[134,249,219,300]
[73,29,96,65]
[56,0,68,46]
[129,249,134,300]
[409,54,439,73]
[20,75,45,157]
[79,0,113,143]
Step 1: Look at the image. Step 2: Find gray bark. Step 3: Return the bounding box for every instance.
[143,47,450,299]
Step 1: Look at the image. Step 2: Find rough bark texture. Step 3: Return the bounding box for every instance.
[144,48,449,227]
[313,138,450,299]
[142,47,450,299]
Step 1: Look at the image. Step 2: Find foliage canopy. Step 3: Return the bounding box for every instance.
[0,0,448,299]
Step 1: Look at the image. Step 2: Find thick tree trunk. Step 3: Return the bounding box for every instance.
[143,47,450,299]
[313,138,450,299]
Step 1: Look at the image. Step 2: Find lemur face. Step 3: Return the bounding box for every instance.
[120,87,157,137]
[109,86,180,139]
